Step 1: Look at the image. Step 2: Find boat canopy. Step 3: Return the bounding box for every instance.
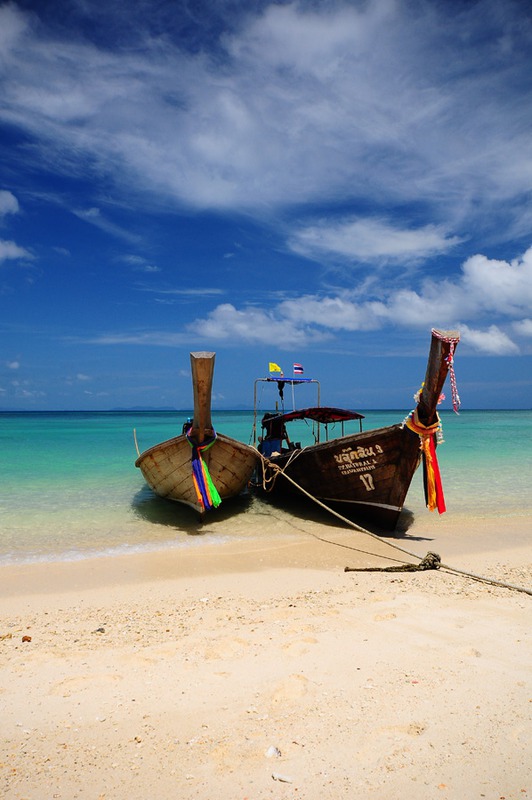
[252,375,364,445]
[275,406,365,424]
[261,377,316,385]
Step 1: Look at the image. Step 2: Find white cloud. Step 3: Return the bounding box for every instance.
[461,249,532,316]
[72,208,141,243]
[459,325,519,355]
[121,255,161,273]
[380,246,532,327]
[183,244,532,353]
[288,218,461,265]
[6,360,20,369]
[0,190,19,216]
[92,244,532,354]
[90,331,190,347]
[0,190,30,263]
[1,0,531,237]
[513,319,532,337]
[187,303,332,348]
[278,295,386,331]
[0,239,32,263]
[16,388,46,399]
[138,287,224,297]
[226,2,389,72]
[0,3,27,63]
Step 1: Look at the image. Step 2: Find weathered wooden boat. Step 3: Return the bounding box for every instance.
[252,329,460,530]
[135,352,259,516]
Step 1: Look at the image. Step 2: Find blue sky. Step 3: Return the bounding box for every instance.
[1,0,531,411]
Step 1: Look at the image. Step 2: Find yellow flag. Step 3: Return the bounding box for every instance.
[269,362,282,373]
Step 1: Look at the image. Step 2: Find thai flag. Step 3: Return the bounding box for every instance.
[293,363,304,374]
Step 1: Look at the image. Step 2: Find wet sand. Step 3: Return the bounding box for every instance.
[1,506,530,800]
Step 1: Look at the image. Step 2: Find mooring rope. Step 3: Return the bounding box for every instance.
[259,455,532,596]
[133,428,140,457]
[258,446,307,491]
[345,551,442,573]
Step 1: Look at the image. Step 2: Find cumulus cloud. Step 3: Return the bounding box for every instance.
[461,249,532,316]
[459,325,519,355]
[92,244,532,354]
[186,303,332,348]
[7,1,529,366]
[378,246,532,327]
[181,245,532,353]
[513,319,532,337]
[277,296,386,331]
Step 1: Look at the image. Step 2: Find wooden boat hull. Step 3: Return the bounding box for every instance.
[257,423,422,529]
[136,432,259,515]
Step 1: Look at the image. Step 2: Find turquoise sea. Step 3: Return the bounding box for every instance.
[0,410,531,565]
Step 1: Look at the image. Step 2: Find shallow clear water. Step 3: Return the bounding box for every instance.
[0,409,530,564]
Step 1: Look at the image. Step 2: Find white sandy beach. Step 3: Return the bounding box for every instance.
[1,509,530,800]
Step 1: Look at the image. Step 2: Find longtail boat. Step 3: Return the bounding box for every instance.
[252,329,460,530]
[135,352,259,517]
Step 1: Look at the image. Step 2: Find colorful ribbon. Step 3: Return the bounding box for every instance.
[186,430,222,511]
[405,409,446,514]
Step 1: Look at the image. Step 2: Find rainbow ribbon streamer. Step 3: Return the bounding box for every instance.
[405,410,446,514]
[186,431,222,512]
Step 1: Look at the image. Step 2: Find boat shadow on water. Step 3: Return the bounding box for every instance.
[131,485,254,533]
[131,484,433,543]
[255,492,434,543]
[386,508,435,543]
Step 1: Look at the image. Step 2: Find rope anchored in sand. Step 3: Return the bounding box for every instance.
[345,551,442,573]
[258,455,532,597]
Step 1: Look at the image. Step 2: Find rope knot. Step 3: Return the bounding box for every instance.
[418,551,441,570]
[344,551,441,573]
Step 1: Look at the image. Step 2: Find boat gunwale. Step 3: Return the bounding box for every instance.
[264,421,411,461]
[135,431,259,467]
